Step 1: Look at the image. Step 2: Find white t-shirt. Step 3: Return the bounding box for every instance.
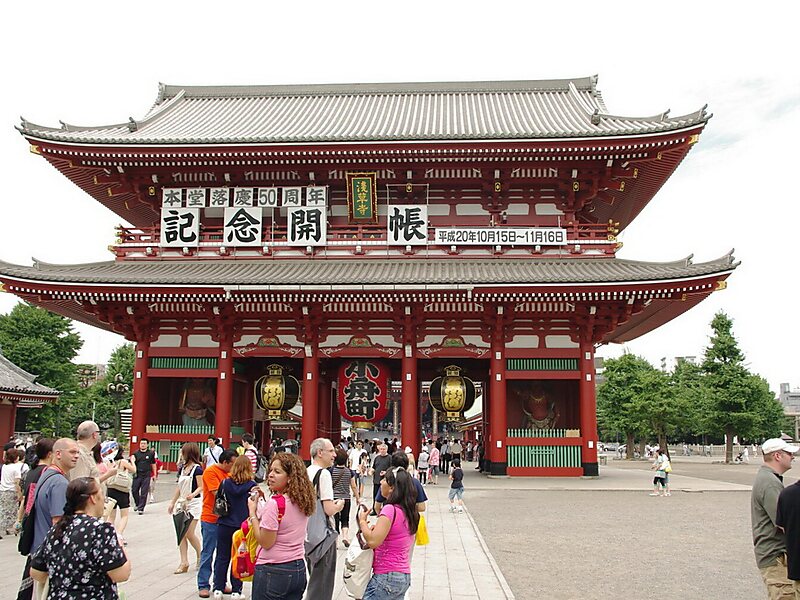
[203,445,222,468]
[307,464,334,501]
[348,448,367,470]
[0,461,28,492]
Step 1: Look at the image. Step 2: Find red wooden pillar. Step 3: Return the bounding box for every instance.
[0,403,17,446]
[130,340,150,452]
[300,346,319,462]
[579,333,599,476]
[489,307,508,475]
[317,376,330,440]
[401,352,420,457]
[216,337,233,448]
[330,384,342,447]
[242,376,254,437]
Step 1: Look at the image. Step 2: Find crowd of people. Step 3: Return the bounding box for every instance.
[1,428,473,600]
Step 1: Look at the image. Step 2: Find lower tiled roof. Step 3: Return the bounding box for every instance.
[0,353,59,398]
[0,255,737,287]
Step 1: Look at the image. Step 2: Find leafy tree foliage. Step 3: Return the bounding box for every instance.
[0,302,83,435]
[700,311,784,462]
[598,312,784,462]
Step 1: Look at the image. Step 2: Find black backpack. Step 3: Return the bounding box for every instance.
[213,482,230,517]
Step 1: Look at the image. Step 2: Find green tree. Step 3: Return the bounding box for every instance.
[597,353,653,458]
[700,311,778,463]
[0,302,83,435]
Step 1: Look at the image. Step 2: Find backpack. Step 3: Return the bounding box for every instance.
[254,454,268,484]
[19,468,60,556]
[246,448,268,484]
[305,468,338,564]
[213,482,230,517]
[232,494,285,582]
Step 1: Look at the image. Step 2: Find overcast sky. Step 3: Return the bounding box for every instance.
[1,2,798,393]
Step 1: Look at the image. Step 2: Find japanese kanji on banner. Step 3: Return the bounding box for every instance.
[287,207,327,246]
[337,360,390,428]
[345,172,378,224]
[387,205,428,245]
[224,207,263,246]
[160,208,200,247]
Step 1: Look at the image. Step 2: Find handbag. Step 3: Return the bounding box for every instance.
[415,513,429,546]
[107,465,133,492]
[343,530,373,599]
[663,461,672,473]
[214,483,230,517]
[305,469,338,564]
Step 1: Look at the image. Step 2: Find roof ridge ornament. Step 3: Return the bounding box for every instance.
[128,117,138,132]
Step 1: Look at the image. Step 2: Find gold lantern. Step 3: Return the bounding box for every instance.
[254,364,300,420]
[428,365,476,422]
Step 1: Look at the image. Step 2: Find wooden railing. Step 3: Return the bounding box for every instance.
[112,221,619,259]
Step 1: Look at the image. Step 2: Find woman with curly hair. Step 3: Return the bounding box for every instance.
[30,476,131,599]
[247,452,316,600]
[357,466,420,600]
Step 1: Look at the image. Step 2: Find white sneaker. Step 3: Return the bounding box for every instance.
[649,492,659,496]
[213,591,223,600]
[457,507,464,513]
[231,593,245,600]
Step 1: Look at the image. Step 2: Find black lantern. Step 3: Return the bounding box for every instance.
[254,364,300,420]
[428,365,476,422]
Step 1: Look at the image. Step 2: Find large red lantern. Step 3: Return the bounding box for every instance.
[337,360,390,429]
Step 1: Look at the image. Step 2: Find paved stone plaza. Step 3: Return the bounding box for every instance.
[0,457,774,599]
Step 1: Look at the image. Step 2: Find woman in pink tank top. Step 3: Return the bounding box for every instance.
[357,467,419,600]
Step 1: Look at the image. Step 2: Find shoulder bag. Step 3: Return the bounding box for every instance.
[305,469,338,564]
[107,461,133,492]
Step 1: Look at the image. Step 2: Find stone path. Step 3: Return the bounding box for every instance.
[0,473,513,599]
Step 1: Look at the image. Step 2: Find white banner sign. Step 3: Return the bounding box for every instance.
[287,207,327,246]
[387,205,428,245]
[434,227,567,246]
[160,208,200,247]
[161,186,327,209]
[224,207,263,247]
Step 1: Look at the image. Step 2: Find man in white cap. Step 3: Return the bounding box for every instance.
[751,437,799,599]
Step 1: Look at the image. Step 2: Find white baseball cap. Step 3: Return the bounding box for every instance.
[762,438,800,455]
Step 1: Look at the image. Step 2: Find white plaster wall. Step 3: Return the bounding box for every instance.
[505,335,540,349]
[545,335,578,348]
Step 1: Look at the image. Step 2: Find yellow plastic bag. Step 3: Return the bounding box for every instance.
[416,514,429,546]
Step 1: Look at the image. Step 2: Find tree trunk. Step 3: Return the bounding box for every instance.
[725,426,734,464]
[658,432,669,458]
[638,439,646,459]
[626,432,635,459]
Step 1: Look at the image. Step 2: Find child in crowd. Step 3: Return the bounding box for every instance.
[448,458,464,513]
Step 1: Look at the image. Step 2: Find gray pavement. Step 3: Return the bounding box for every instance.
[0,457,780,599]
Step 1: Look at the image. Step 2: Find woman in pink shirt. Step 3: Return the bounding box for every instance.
[247,452,315,600]
[357,467,419,600]
[428,441,440,485]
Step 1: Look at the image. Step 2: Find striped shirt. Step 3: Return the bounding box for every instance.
[244,447,259,472]
[331,466,354,499]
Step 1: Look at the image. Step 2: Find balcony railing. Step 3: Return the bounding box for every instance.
[111,221,619,259]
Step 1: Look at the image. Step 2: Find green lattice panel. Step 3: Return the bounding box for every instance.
[507,445,581,468]
[507,428,567,438]
[150,357,218,370]
[506,358,578,371]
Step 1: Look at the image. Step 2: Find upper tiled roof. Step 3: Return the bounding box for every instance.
[18,76,709,145]
[0,353,59,397]
[0,254,737,288]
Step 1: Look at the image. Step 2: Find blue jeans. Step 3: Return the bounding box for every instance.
[197,521,218,590]
[214,524,241,593]
[252,560,306,600]
[363,572,411,600]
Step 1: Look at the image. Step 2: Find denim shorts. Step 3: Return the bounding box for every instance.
[252,559,306,600]
[363,571,411,600]
[448,487,464,501]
